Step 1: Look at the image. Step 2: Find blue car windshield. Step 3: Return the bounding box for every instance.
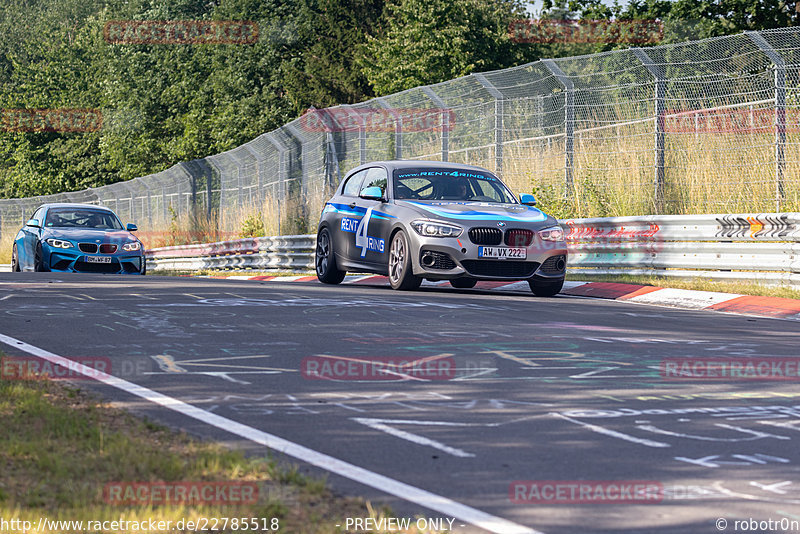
[45,208,123,230]
[393,168,517,203]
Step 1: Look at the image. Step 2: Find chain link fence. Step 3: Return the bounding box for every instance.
[1,27,799,246]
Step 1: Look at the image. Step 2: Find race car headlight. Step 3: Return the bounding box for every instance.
[411,220,463,238]
[539,226,565,242]
[46,238,73,249]
[122,241,142,251]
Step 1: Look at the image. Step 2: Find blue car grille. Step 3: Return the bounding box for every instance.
[79,243,98,253]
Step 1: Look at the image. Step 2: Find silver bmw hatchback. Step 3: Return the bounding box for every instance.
[315,160,567,296]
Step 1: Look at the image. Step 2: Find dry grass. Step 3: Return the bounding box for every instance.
[0,230,13,264]
[0,371,443,533]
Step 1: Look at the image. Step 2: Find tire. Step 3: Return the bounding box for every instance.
[33,242,47,272]
[529,278,564,297]
[315,228,345,284]
[450,277,477,289]
[140,257,147,276]
[11,244,20,272]
[388,230,421,290]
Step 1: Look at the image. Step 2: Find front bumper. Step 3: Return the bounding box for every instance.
[407,231,567,281]
[45,247,145,274]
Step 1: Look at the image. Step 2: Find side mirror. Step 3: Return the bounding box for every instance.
[26,219,41,228]
[127,223,138,232]
[360,186,385,201]
[520,194,537,206]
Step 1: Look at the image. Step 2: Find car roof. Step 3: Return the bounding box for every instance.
[345,160,496,177]
[38,203,115,212]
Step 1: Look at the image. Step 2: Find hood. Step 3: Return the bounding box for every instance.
[43,228,139,244]
[399,200,551,225]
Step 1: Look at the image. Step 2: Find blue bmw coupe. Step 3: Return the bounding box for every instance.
[11,203,145,274]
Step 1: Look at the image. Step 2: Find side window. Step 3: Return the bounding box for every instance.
[359,167,388,197]
[31,207,45,224]
[342,170,367,197]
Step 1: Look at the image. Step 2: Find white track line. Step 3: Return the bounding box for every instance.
[0,333,542,534]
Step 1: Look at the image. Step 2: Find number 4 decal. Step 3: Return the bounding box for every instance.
[355,207,374,257]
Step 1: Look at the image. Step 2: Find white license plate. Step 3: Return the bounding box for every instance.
[85,256,112,264]
[478,247,527,259]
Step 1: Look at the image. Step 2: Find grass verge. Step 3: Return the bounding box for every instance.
[0,369,435,533]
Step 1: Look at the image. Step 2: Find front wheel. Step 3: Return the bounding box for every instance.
[316,228,345,284]
[388,230,421,290]
[529,278,564,297]
[33,242,47,272]
[11,244,20,272]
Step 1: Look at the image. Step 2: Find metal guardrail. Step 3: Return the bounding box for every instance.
[146,235,315,272]
[564,212,800,286]
[143,213,800,287]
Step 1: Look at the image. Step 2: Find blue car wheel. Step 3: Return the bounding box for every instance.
[12,243,20,272]
[34,242,47,272]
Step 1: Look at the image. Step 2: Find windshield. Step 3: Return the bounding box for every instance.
[393,168,517,204]
[44,208,123,230]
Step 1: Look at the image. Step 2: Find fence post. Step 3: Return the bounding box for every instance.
[284,122,310,226]
[421,86,449,162]
[261,133,290,235]
[472,73,504,178]
[632,48,666,209]
[377,97,402,159]
[746,31,787,211]
[341,105,367,165]
[542,59,574,195]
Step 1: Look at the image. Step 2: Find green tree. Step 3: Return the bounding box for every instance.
[360,0,527,95]
[282,0,385,111]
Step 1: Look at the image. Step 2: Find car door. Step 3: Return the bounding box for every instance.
[334,169,368,261]
[21,206,46,269]
[352,167,391,267]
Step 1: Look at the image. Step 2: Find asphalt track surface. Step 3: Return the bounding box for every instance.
[2,273,800,534]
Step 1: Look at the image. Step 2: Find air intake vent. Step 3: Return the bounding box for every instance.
[461,260,539,278]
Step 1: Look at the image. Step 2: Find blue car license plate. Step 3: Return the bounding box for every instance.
[85,256,112,264]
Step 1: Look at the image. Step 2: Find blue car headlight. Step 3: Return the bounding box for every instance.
[122,241,141,252]
[539,226,565,242]
[46,238,73,249]
[411,220,463,238]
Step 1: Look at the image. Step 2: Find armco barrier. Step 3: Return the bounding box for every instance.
[564,213,800,286]
[143,213,800,286]
[146,235,315,272]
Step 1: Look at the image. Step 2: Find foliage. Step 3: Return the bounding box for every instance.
[240,212,266,237]
[360,0,527,94]
[0,0,797,199]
